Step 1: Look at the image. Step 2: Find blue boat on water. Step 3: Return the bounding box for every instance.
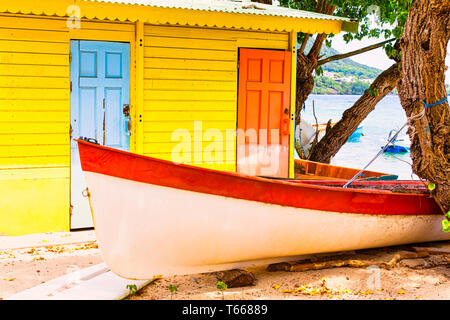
[347,126,363,142]
[383,145,410,153]
[382,129,410,154]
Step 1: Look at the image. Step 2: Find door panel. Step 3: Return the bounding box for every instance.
[70,40,130,229]
[237,48,291,178]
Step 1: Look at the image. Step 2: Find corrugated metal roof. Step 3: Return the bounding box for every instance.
[87,0,354,23]
[0,0,359,33]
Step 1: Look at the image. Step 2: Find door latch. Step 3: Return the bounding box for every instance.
[123,104,130,117]
[123,104,131,136]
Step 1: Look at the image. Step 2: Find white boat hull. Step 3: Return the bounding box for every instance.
[85,172,450,280]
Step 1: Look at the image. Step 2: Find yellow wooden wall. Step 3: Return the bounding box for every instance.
[0,14,291,235]
[142,25,289,171]
[0,14,70,235]
[0,14,135,235]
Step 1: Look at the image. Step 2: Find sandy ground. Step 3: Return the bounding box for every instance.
[1,232,448,300]
[0,231,103,299]
[128,242,450,301]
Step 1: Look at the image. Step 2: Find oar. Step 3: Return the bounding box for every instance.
[343,123,408,188]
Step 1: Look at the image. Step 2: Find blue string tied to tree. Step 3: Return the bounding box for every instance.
[421,96,448,109]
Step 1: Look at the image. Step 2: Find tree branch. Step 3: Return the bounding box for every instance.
[317,38,396,66]
[308,63,401,163]
[299,34,310,55]
[308,2,335,59]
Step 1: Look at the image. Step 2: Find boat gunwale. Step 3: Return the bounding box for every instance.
[75,139,440,215]
[75,139,427,197]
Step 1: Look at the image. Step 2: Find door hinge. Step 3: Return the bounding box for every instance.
[69,53,72,63]
[70,81,72,92]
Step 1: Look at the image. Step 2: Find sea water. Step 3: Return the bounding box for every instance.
[300,94,417,180]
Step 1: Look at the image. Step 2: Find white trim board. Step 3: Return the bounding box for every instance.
[7,263,152,300]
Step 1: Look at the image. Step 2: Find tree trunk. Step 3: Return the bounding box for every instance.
[251,0,272,4]
[397,0,450,213]
[295,54,319,126]
[308,63,401,163]
[294,2,335,127]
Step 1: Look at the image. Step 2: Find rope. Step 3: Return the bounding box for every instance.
[343,95,448,188]
[407,95,448,139]
[297,127,308,158]
[421,96,448,108]
[343,122,408,188]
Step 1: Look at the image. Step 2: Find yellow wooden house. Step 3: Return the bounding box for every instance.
[0,0,357,235]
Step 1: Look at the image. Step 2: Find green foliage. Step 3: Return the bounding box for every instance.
[302,42,383,95]
[126,284,138,295]
[217,281,228,291]
[315,65,324,77]
[369,88,380,97]
[312,76,371,95]
[427,182,436,191]
[279,0,413,57]
[319,46,382,79]
[217,280,228,300]
[442,219,450,233]
[169,284,178,299]
[169,284,178,294]
[279,1,413,96]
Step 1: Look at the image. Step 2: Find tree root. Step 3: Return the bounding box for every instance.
[412,246,450,255]
[215,269,256,288]
[267,251,430,272]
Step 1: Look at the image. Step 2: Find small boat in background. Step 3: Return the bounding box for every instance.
[382,129,411,154]
[294,159,398,181]
[348,126,363,142]
[383,145,410,153]
[76,138,448,280]
[312,123,363,142]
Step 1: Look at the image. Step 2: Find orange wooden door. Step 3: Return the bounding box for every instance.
[237,48,291,178]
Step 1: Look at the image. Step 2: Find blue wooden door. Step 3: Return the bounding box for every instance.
[70,40,130,229]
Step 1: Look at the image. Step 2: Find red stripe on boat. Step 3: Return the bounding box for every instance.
[75,139,440,216]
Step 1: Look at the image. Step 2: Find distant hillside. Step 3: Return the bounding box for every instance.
[320,46,382,79]
[302,42,384,95]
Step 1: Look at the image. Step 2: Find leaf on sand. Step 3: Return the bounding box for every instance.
[359,290,374,295]
[73,242,98,250]
[32,256,45,261]
[26,248,38,255]
[272,284,280,290]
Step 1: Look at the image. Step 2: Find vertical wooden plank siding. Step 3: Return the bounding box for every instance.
[142,25,289,171]
[289,30,297,179]
[135,21,145,155]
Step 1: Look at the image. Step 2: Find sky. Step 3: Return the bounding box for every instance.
[331,34,450,85]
